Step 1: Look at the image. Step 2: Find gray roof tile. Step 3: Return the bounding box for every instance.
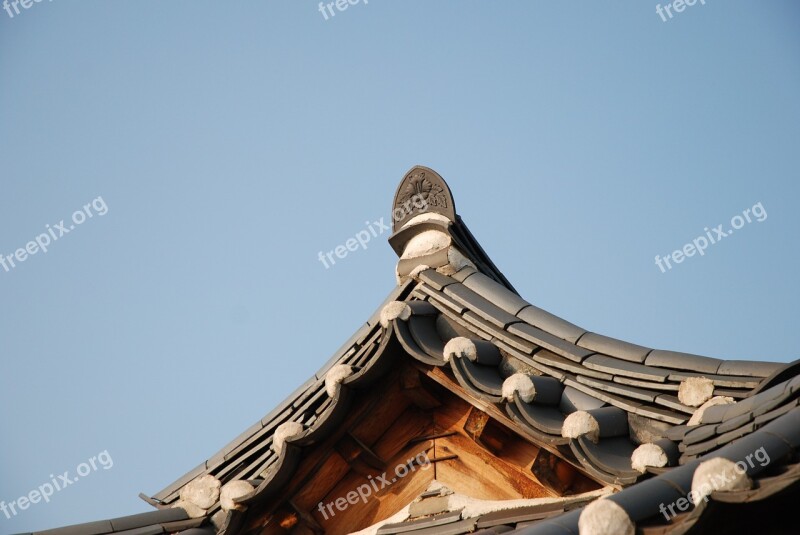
[419,285,467,314]
[585,406,630,438]
[462,272,530,316]
[665,371,759,389]
[751,389,797,418]
[612,376,679,391]
[408,316,447,361]
[564,379,644,415]
[513,400,566,435]
[506,402,570,445]
[443,283,521,329]
[699,403,732,425]
[112,526,164,535]
[578,435,638,477]
[109,510,189,531]
[712,387,750,399]
[153,462,207,501]
[450,266,477,282]
[462,311,536,354]
[714,421,756,446]
[377,510,463,534]
[527,376,564,406]
[576,376,658,403]
[724,383,786,420]
[407,300,440,316]
[451,357,504,401]
[418,269,458,291]
[170,529,214,535]
[717,360,782,378]
[507,323,593,363]
[645,350,722,374]
[569,440,639,485]
[653,394,695,414]
[533,351,613,381]
[607,477,684,522]
[664,425,690,442]
[396,315,450,365]
[577,333,651,364]
[583,354,670,382]
[559,385,606,413]
[716,412,754,434]
[34,521,114,535]
[629,404,687,425]
[655,438,680,466]
[753,398,800,426]
[682,424,718,445]
[516,305,586,344]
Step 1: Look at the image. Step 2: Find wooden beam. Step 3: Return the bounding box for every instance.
[435,431,549,500]
[334,432,386,471]
[348,432,386,470]
[427,454,459,463]
[531,448,575,496]
[401,365,442,409]
[418,363,607,487]
[407,431,457,444]
[464,406,513,455]
[289,499,325,534]
[244,376,410,530]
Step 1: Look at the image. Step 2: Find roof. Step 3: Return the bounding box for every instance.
[22,166,798,535]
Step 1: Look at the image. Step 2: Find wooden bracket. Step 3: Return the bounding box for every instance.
[464,406,512,455]
[407,431,457,445]
[289,499,325,534]
[531,448,577,496]
[335,432,386,472]
[401,366,442,409]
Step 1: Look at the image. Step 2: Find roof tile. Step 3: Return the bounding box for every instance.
[583,354,669,382]
[517,305,586,344]
[443,283,521,328]
[577,333,650,364]
[717,360,782,378]
[507,323,593,363]
[418,269,458,291]
[462,272,530,316]
[576,376,658,403]
[645,350,721,374]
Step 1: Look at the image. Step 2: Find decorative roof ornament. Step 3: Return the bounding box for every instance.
[391,165,457,232]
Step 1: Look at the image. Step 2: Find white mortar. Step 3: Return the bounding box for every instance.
[501,373,536,403]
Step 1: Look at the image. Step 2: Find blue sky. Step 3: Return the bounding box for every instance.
[1,1,798,532]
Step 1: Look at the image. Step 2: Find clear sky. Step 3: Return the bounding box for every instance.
[1,1,798,532]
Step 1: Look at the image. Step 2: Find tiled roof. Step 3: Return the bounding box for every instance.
[22,166,797,535]
[395,268,785,479]
[11,509,206,535]
[357,482,612,535]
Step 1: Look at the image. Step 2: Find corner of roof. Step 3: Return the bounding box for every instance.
[391,165,457,232]
[387,165,516,291]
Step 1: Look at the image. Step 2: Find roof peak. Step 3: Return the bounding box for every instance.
[391,166,457,233]
[388,166,516,291]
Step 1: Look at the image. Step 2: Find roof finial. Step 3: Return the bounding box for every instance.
[391,165,456,232]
